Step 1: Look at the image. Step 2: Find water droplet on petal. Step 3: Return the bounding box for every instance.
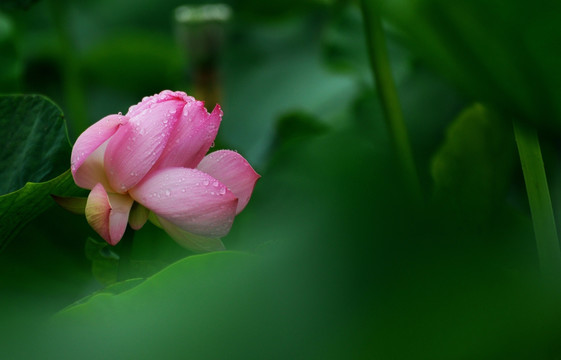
[165,189,171,196]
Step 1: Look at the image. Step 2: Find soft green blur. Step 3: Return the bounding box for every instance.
[2,0,561,358]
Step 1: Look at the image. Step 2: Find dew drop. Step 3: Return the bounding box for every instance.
[203,180,210,186]
[165,189,171,196]
[181,188,186,193]
[212,181,219,187]
[218,187,226,195]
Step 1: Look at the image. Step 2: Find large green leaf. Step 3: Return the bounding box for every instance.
[44,251,257,357]
[0,95,70,194]
[0,95,80,250]
[372,0,561,130]
[0,170,82,251]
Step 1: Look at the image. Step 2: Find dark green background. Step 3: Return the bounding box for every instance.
[2,0,561,358]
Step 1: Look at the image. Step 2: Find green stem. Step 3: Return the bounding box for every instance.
[360,0,421,199]
[513,120,561,279]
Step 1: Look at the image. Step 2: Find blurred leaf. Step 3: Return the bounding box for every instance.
[431,103,516,225]
[55,251,254,319]
[270,111,329,151]
[0,95,70,194]
[62,277,145,310]
[373,0,561,130]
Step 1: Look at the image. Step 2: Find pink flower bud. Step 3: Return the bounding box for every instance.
[69,90,260,251]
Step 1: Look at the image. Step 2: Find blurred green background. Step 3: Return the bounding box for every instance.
[2,0,561,358]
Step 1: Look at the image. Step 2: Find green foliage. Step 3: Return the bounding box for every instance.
[0,95,82,250]
[431,103,516,224]
[0,170,81,251]
[373,0,561,130]
[0,95,69,194]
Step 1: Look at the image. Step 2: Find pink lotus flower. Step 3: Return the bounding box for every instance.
[69,90,260,252]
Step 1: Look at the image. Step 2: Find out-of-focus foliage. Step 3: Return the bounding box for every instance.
[373,0,561,131]
[432,103,516,225]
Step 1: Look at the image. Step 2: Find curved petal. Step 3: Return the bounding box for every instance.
[129,167,238,238]
[157,216,226,253]
[126,90,195,118]
[85,183,134,245]
[71,114,128,189]
[104,99,185,192]
[197,150,260,214]
[72,141,113,190]
[151,103,222,171]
